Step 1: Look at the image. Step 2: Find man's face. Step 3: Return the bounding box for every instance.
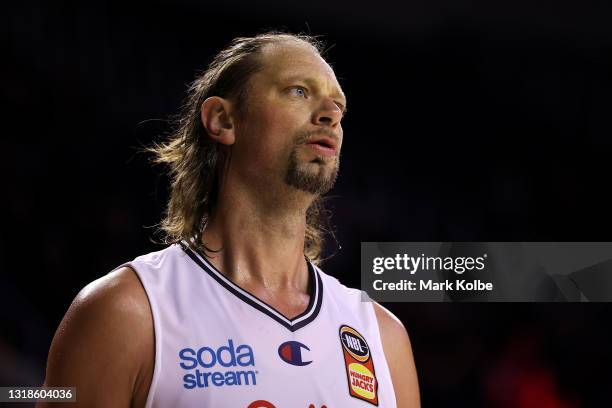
[232,40,346,196]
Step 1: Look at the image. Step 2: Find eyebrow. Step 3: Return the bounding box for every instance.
[280,74,347,110]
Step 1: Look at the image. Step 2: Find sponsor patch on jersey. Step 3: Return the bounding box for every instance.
[178,339,258,389]
[278,341,312,366]
[247,401,328,408]
[339,325,378,405]
[247,401,276,408]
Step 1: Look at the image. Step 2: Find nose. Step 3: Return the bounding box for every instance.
[312,98,343,128]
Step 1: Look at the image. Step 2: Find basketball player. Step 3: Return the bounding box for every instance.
[40,33,420,407]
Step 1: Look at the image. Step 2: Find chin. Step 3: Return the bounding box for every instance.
[286,165,338,195]
[285,149,339,195]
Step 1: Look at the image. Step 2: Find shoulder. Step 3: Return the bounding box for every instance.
[41,267,154,408]
[73,266,151,316]
[373,303,421,408]
[61,267,153,343]
[373,302,409,343]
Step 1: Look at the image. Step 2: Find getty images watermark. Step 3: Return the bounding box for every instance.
[361,242,612,302]
[372,252,490,291]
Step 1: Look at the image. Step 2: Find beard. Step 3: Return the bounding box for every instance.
[285,147,340,195]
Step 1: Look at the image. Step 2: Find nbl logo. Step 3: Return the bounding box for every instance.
[340,326,370,362]
[339,325,378,405]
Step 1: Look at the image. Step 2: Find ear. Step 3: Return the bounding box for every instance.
[200,96,236,146]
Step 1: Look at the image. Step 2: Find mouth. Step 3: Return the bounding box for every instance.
[304,136,339,157]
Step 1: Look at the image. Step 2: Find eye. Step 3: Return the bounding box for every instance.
[335,101,347,116]
[288,86,308,98]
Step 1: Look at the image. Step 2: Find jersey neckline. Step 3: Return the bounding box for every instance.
[178,240,323,332]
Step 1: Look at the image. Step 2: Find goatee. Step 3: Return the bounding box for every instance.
[285,149,339,195]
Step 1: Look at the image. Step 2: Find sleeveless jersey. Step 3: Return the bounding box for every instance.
[116,241,396,408]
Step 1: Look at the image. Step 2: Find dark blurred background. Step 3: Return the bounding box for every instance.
[3,0,612,406]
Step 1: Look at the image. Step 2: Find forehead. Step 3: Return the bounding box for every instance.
[255,40,345,97]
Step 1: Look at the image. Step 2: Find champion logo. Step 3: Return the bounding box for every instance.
[278,341,312,366]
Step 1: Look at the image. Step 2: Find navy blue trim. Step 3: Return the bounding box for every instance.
[179,241,323,332]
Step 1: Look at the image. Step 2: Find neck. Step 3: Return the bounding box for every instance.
[201,178,315,295]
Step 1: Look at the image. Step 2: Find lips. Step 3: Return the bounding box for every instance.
[304,136,339,156]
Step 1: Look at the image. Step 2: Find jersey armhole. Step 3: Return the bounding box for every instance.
[114,262,162,408]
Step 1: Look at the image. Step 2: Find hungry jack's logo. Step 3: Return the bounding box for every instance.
[339,325,378,406]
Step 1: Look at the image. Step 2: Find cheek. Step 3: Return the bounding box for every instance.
[333,128,344,156]
[265,102,304,133]
[258,105,301,141]
[236,108,296,165]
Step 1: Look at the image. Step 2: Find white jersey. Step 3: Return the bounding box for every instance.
[116,241,396,408]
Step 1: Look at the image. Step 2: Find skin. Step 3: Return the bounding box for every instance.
[39,267,153,408]
[199,40,346,318]
[40,39,420,407]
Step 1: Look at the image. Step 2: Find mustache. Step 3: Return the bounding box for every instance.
[294,128,340,145]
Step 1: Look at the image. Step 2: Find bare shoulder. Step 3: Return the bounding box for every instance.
[373,303,421,408]
[40,267,154,408]
[64,266,150,320]
[373,302,409,341]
